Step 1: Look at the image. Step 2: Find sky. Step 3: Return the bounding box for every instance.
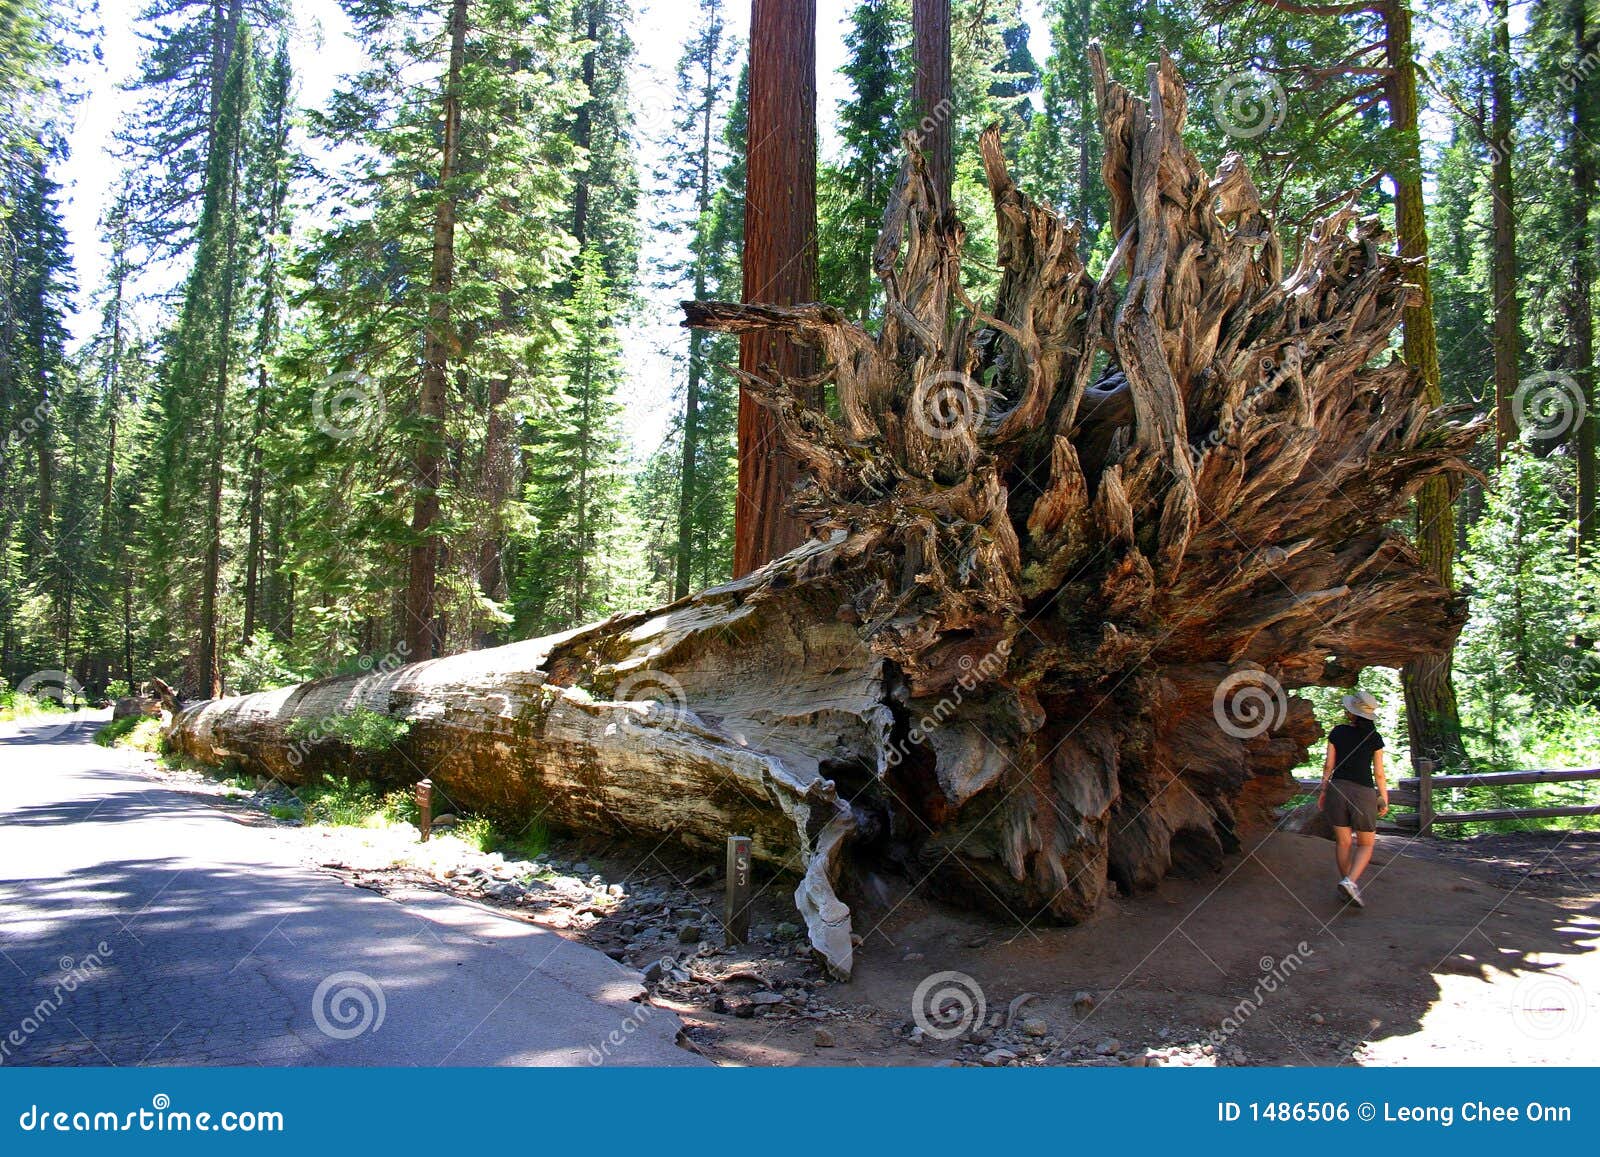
[55,0,1051,456]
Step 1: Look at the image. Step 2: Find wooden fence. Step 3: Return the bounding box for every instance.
[1292,762,1600,834]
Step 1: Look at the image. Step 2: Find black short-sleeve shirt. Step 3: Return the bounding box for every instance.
[1328,722,1385,787]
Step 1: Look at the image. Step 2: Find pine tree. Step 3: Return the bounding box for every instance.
[820,0,908,325]
[516,245,628,632]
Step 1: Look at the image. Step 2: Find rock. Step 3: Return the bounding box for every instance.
[1021,1017,1049,1038]
[774,921,801,939]
[980,1048,1017,1067]
[908,1027,925,1045]
[968,1026,992,1044]
[642,958,670,984]
[1095,1038,1121,1056]
[901,951,924,962]
[432,813,458,828]
[573,862,591,874]
[987,1012,1003,1028]
[1072,991,1095,1014]
[1311,1012,1325,1025]
[1125,1054,1149,1067]
[673,907,701,921]
[813,1027,836,1048]
[749,991,786,1006]
[677,923,703,944]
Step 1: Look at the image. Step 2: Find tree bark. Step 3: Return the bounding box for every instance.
[169,53,1483,980]
[1489,0,1519,461]
[912,0,953,212]
[1384,0,1467,766]
[406,0,469,660]
[734,0,819,577]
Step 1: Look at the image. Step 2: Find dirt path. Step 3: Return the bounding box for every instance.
[137,754,1600,1067]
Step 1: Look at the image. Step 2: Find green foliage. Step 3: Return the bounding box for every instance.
[93,715,164,751]
[285,707,411,755]
[453,814,499,853]
[300,775,381,828]
[227,635,303,694]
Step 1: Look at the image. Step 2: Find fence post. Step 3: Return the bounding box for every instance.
[1415,759,1436,834]
[724,835,753,945]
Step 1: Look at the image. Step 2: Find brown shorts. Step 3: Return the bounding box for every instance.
[1323,779,1379,832]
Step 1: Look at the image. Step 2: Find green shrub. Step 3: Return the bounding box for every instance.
[454,815,499,853]
[381,788,421,826]
[94,715,163,751]
[301,776,381,827]
[104,679,131,700]
[285,707,410,755]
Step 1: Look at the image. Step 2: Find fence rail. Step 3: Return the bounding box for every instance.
[1293,763,1600,833]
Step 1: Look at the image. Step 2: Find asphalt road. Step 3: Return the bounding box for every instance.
[0,712,704,1067]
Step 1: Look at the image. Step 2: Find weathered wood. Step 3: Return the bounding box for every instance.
[1428,804,1600,825]
[724,835,753,945]
[168,53,1485,980]
[1399,768,1600,790]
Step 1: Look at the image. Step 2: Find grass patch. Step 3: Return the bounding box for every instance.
[94,715,164,751]
[300,776,382,827]
[453,814,498,853]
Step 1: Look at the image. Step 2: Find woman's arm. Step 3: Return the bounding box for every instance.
[1319,743,1335,806]
[1374,749,1388,816]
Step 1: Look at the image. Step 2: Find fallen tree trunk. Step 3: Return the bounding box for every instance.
[168,51,1483,979]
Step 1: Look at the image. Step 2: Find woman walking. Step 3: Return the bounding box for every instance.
[1318,689,1389,907]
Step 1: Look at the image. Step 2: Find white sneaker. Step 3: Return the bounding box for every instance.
[1338,877,1364,907]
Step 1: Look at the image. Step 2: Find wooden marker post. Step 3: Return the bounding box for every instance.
[724,835,753,945]
[417,778,434,842]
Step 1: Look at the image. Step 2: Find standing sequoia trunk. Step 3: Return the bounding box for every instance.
[406,0,468,660]
[734,0,820,576]
[168,54,1483,980]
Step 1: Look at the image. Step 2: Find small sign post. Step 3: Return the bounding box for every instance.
[724,835,753,945]
[417,779,434,842]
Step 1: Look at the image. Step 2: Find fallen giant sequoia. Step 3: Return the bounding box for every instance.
[169,54,1482,978]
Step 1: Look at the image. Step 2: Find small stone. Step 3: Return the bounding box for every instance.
[774,921,801,939]
[1310,1012,1325,1025]
[642,958,670,984]
[968,1026,992,1044]
[1072,991,1095,1014]
[677,923,703,943]
[749,991,786,1006]
[432,813,458,828]
[813,1028,836,1048]
[932,1059,962,1068]
[987,1012,1003,1028]
[573,862,591,874]
[1021,1017,1049,1038]
[901,951,924,962]
[980,1048,1017,1067]
[674,907,701,921]
[1125,1054,1149,1067]
[1095,1038,1121,1056]
[908,1027,925,1045]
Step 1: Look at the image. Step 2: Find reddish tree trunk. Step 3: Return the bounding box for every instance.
[734,0,819,577]
[912,0,952,211]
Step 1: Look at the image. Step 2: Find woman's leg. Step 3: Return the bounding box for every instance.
[1332,827,1352,878]
[1348,830,1376,883]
